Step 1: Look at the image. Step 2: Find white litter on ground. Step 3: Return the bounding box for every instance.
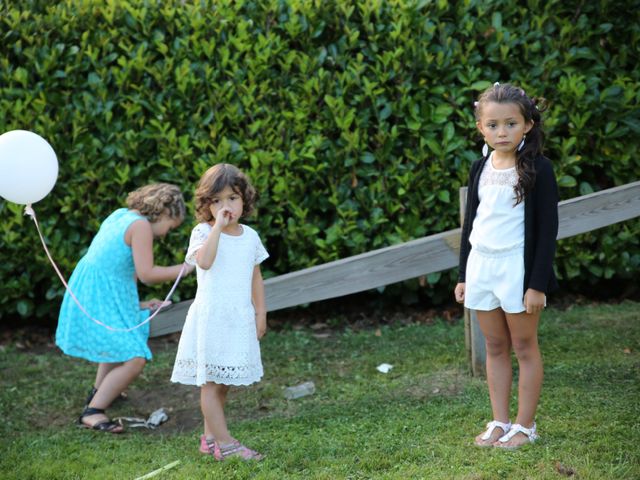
[376,363,393,373]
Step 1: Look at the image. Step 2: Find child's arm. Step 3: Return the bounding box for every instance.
[252,265,267,339]
[529,158,559,292]
[195,225,222,270]
[524,158,558,315]
[196,207,232,270]
[129,220,185,285]
[458,159,482,285]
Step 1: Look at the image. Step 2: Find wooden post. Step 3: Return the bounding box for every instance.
[459,187,486,377]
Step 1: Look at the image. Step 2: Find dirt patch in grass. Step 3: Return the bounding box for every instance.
[20,334,289,434]
[120,382,202,434]
[24,371,206,433]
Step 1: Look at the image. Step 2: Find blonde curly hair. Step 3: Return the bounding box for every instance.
[194,163,257,222]
[126,183,186,222]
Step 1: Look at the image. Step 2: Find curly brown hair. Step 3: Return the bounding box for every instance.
[194,163,257,222]
[126,183,186,222]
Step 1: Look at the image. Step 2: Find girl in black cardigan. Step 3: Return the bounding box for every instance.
[455,83,559,449]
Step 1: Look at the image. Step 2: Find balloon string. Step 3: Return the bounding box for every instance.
[24,204,186,332]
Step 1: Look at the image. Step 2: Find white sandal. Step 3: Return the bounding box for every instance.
[495,422,539,449]
[475,420,512,447]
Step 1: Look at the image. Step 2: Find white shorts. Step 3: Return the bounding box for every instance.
[464,246,526,313]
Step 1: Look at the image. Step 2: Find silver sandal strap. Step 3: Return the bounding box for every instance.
[498,422,538,443]
[480,420,512,441]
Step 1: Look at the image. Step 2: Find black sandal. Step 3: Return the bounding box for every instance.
[84,387,98,408]
[78,407,124,433]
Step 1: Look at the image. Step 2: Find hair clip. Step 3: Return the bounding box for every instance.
[473,101,479,107]
[494,82,500,87]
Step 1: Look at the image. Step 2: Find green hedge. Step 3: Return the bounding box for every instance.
[1,0,638,322]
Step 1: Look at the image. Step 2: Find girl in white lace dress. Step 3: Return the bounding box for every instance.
[171,164,268,461]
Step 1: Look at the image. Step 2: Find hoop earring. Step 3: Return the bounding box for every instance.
[517,135,526,152]
[482,143,489,157]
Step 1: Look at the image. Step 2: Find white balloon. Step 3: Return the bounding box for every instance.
[0,130,59,205]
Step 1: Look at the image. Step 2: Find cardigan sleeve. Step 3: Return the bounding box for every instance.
[527,158,559,292]
[458,159,482,282]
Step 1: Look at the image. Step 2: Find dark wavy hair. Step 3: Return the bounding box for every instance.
[474,83,548,205]
[194,163,257,222]
[126,183,185,222]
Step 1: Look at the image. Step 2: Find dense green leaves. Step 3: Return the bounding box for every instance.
[0,0,638,322]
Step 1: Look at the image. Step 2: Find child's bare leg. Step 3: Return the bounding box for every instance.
[201,382,233,444]
[476,308,512,444]
[82,357,146,426]
[503,311,543,447]
[94,362,121,389]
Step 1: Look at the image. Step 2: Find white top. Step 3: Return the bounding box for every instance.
[171,222,269,386]
[185,222,269,306]
[469,154,524,253]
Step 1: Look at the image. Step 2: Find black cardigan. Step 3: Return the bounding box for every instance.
[458,155,560,294]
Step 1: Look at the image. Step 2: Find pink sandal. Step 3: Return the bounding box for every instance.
[215,440,263,461]
[200,435,215,454]
[200,435,263,461]
[218,440,264,461]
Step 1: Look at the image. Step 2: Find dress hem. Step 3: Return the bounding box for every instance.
[56,345,153,363]
[170,375,262,387]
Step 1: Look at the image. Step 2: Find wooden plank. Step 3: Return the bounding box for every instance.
[150,230,461,337]
[148,300,193,338]
[264,228,461,312]
[150,181,640,337]
[557,180,640,239]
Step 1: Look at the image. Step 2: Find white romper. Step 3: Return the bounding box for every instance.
[171,223,269,386]
[464,154,527,313]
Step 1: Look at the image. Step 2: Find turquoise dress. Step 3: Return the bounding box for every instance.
[56,208,152,363]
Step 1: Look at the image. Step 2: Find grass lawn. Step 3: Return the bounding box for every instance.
[1,301,638,479]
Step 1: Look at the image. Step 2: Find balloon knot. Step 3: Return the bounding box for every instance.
[24,204,35,219]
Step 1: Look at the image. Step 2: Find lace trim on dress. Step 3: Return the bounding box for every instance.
[479,164,518,188]
[173,359,260,380]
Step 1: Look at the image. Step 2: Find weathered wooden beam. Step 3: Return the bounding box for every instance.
[148,300,194,338]
[263,228,462,312]
[149,229,462,337]
[557,180,640,240]
[150,181,640,338]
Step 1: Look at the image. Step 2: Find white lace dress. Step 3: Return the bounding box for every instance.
[171,223,269,386]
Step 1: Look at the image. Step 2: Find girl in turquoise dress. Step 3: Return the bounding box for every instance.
[56,183,193,433]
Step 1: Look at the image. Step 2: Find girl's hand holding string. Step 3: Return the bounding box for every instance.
[524,288,546,314]
[454,283,465,304]
[140,299,172,312]
[183,263,196,275]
